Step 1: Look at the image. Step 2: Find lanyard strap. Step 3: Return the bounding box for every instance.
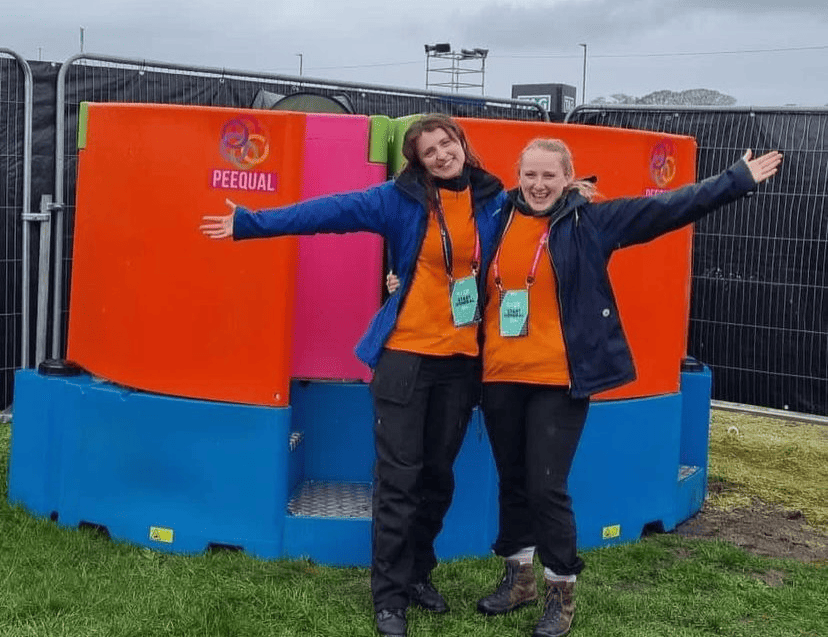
[493,209,549,292]
[433,197,480,282]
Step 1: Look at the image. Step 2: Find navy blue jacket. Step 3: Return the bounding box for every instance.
[233,166,507,369]
[498,158,758,398]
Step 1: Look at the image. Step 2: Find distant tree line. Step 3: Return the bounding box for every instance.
[590,88,737,106]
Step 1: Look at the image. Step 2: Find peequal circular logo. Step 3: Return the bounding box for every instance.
[211,116,278,193]
[650,139,677,188]
[220,116,270,170]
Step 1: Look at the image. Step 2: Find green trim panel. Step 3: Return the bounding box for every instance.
[77,102,90,150]
[367,115,391,165]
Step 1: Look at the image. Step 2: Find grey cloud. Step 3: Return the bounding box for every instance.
[456,0,822,52]
[455,0,689,51]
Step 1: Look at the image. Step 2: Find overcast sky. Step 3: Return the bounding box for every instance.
[3,0,826,107]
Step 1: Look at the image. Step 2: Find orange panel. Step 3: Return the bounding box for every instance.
[68,104,306,406]
[459,119,697,399]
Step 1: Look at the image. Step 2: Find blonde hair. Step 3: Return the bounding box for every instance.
[518,138,597,201]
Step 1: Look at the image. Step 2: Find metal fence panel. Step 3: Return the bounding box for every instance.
[567,105,828,416]
[0,50,32,414]
[47,54,548,362]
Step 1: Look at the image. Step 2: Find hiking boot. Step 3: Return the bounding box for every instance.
[532,579,575,637]
[375,608,406,637]
[477,558,538,615]
[409,578,449,613]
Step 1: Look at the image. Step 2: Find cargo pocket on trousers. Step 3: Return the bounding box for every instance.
[369,349,421,406]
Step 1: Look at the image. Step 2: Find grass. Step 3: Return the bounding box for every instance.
[1,411,827,637]
[708,410,828,533]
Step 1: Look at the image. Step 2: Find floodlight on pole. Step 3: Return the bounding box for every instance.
[295,53,303,76]
[424,43,451,54]
[579,43,587,105]
[80,26,85,53]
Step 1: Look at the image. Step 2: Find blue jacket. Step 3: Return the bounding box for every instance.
[498,158,758,398]
[233,166,507,369]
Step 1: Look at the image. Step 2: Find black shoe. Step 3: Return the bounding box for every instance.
[376,608,406,637]
[409,579,449,613]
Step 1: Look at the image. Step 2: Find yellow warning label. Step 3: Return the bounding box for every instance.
[602,524,621,540]
[149,526,174,544]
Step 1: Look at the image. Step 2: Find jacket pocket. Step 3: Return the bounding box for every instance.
[370,349,421,405]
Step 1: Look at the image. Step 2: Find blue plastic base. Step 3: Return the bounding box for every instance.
[9,370,291,559]
[8,366,711,566]
[283,516,372,566]
[571,394,683,547]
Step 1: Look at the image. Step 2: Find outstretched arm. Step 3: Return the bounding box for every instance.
[199,199,237,239]
[199,184,393,241]
[594,149,783,251]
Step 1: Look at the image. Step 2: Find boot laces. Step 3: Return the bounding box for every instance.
[540,586,564,621]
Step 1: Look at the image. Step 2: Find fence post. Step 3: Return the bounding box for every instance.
[31,195,57,367]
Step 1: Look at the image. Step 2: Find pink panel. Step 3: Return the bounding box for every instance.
[293,114,385,381]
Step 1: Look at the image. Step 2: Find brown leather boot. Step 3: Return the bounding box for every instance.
[532,579,575,637]
[477,559,538,615]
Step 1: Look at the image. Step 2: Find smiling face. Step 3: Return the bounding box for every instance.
[518,146,573,212]
[415,127,466,180]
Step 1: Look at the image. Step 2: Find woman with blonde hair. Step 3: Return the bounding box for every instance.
[389,138,781,636]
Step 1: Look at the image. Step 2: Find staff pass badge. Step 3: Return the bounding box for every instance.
[450,276,480,327]
[499,289,529,337]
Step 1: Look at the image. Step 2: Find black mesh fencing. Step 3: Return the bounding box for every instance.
[0,52,28,412]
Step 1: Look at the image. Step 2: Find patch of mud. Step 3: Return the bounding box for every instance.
[674,490,828,563]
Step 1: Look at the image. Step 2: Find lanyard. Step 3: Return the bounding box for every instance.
[433,196,480,283]
[492,209,549,292]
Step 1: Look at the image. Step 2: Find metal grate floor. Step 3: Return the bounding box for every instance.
[678,465,701,481]
[288,480,373,518]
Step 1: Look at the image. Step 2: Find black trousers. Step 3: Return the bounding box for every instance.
[481,382,589,576]
[369,349,479,611]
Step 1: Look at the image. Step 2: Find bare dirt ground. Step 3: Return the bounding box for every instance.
[673,480,828,563]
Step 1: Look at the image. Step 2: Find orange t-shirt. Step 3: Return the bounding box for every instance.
[386,188,480,357]
[482,210,570,385]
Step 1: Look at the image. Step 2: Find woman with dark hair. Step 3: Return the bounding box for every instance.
[201,114,507,637]
[389,138,782,637]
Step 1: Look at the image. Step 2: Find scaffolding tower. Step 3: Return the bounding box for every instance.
[424,43,488,94]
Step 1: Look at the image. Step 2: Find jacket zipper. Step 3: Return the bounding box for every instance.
[546,206,579,395]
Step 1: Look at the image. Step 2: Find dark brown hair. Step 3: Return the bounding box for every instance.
[401,114,482,171]
[399,114,482,211]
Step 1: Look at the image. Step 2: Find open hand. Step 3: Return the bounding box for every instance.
[200,199,238,239]
[743,150,783,185]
